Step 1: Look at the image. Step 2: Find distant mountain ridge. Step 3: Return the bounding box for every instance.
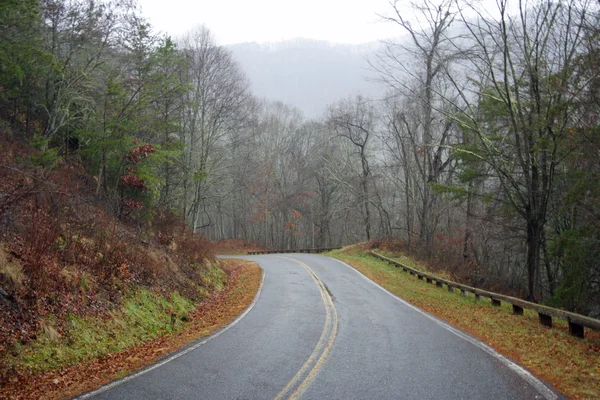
[228,38,384,118]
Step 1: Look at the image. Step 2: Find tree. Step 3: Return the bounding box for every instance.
[149,36,188,208]
[327,95,376,241]
[449,0,595,300]
[0,0,48,133]
[373,0,459,254]
[179,26,253,232]
[40,0,127,146]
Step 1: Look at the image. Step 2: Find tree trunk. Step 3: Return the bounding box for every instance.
[361,176,371,241]
[420,186,435,255]
[526,218,542,301]
[463,182,475,262]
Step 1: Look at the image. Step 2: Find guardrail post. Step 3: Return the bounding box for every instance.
[512,305,524,315]
[568,321,584,338]
[539,313,552,328]
[369,250,600,339]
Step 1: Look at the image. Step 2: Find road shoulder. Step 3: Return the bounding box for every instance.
[327,247,599,399]
[1,259,263,400]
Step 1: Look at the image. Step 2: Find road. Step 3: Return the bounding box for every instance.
[78,254,562,400]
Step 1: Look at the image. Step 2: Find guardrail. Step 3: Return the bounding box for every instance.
[370,251,600,339]
[247,247,341,255]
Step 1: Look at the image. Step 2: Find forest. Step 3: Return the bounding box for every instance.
[1,0,599,315]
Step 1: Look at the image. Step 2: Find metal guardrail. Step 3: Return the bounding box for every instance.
[370,251,600,339]
[247,247,341,255]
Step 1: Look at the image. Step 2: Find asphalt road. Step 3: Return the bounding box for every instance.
[78,254,563,400]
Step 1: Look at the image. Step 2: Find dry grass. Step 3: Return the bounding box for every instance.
[1,259,262,400]
[213,239,267,255]
[327,247,600,400]
[0,247,25,290]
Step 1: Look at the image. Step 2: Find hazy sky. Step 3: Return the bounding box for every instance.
[137,0,401,45]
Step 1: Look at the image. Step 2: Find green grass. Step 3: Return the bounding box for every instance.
[370,249,425,271]
[6,259,229,376]
[2,259,263,400]
[11,290,198,373]
[201,262,227,292]
[325,246,600,400]
[328,247,493,307]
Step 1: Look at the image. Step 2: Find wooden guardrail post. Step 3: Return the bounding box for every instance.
[538,313,552,328]
[512,305,524,315]
[569,321,584,338]
[247,246,341,256]
[369,250,600,339]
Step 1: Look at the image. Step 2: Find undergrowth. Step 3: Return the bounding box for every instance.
[1,260,262,400]
[10,289,200,373]
[0,133,218,385]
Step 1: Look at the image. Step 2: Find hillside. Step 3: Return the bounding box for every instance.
[0,130,259,396]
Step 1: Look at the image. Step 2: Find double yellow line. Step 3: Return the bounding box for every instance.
[273,256,338,400]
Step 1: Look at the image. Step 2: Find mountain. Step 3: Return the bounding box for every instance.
[228,39,384,118]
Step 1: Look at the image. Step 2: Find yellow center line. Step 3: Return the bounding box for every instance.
[272,256,338,400]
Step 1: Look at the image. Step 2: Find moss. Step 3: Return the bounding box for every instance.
[11,289,196,373]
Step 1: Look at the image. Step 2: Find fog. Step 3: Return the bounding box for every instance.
[228,39,384,118]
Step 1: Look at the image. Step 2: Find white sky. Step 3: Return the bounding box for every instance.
[137,0,403,45]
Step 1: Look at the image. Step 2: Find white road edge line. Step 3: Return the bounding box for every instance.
[74,267,266,400]
[327,256,558,400]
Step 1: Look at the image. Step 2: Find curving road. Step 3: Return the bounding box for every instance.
[78,254,563,400]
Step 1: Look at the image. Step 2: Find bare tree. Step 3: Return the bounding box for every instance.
[179,26,253,232]
[372,0,459,254]
[448,0,595,300]
[327,95,376,241]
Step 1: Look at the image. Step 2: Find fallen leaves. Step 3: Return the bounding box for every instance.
[212,239,267,255]
[0,259,262,400]
[330,248,600,400]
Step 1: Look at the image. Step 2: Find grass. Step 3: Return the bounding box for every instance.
[326,246,600,400]
[200,261,227,292]
[12,289,197,373]
[0,247,25,290]
[2,259,262,400]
